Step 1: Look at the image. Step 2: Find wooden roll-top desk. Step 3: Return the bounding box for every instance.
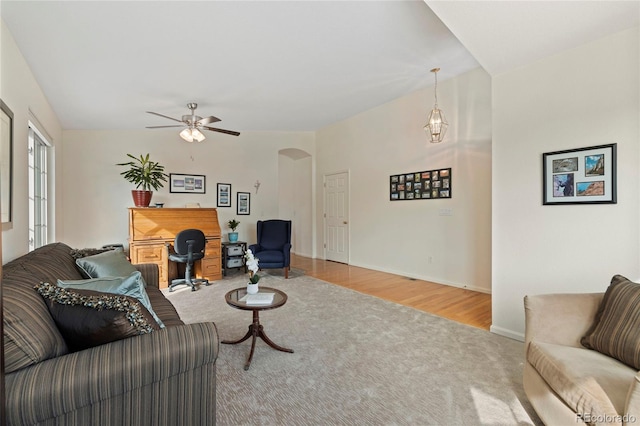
[128,208,222,289]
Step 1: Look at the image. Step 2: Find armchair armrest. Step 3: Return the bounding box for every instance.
[133,263,160,289]
[248,243,260,253]
[524,293,603,348]
[6,322,218,426]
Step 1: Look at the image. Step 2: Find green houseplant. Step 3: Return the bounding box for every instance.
[227,219,240,242]
[117,153,168,207]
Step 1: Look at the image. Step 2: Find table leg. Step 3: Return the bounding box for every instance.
[221,326,253,345]
[222,309,293,370]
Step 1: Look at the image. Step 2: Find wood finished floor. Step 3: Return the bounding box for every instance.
[290,254,492,330]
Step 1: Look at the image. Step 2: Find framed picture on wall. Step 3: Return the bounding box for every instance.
[169,173,206,194]
[390,167,452,201]
[542,143,617,205]
[237,192,250,215]
[217,183,232,207]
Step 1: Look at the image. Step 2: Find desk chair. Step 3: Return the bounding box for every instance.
[248,220,292,278]
[168,229,209,292]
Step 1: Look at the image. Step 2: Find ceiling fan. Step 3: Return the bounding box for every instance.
[146,103,240,142]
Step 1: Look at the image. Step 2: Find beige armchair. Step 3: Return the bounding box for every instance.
[524,293,640,425]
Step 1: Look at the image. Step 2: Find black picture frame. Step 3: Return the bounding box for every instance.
[542,143,617,205]
[169,173,206,194]
[217,183,232,207]
[1,99,13,223]
[390,168,452,201]
[237,192,250,215]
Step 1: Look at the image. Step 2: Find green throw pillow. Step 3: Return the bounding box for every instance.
[75,250,144,284]
[35,282,160,352]
[581,275,640,369]
[57,272,164,328]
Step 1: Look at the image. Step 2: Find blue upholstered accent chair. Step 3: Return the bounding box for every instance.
[249,220,292,279]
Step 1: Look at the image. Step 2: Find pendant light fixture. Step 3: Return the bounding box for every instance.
[423,67,448,143]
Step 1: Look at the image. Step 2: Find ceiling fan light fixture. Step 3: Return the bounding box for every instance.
[147,103,240,140]
[192,128,205,142]
[179,128,195,142]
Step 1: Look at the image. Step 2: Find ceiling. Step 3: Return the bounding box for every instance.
[1,1,638,133]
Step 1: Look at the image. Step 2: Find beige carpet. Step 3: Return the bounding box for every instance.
[164,271,542,425]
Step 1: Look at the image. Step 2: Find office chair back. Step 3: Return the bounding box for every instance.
[174,229,206,256]
[168,229,207,291]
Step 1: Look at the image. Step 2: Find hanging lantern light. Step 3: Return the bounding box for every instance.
[423,67,448,143]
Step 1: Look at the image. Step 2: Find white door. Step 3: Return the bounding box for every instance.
[324,172,349,263]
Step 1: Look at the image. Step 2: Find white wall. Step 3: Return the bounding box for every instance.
[315,67,492,292]
[0,19,63,263]
[492,27,640,340]
[61,129,315,250]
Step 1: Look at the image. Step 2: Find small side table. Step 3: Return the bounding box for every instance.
[222,287,294,370]
[221,241,247,276]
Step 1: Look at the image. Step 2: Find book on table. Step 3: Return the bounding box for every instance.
[240,292,275,305]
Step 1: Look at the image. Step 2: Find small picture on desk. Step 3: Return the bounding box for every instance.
[237,192,250,215]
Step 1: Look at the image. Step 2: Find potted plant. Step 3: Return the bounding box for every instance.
[245,249,260,294]
[227,219,240,242]
[117,153,168,207]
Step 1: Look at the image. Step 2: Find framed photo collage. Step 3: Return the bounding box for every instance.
[390,168,452,201]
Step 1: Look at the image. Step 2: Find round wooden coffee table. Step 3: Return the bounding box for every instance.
[222,286,294,370]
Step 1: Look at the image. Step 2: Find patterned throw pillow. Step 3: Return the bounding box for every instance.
[35,282,160,352]
[69,247,115,260]
[57,272,164,328]
[581,275,640,369]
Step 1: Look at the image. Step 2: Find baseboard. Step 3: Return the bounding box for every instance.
[490,325,524,342]
[292,250,313,258]
[348,260,491,294]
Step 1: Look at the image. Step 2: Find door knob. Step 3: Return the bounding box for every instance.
[343,221,348,224]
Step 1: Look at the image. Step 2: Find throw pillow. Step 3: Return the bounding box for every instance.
[35,282,160,352]
[581,275,640,369]
[69,247,116,260]
[57,272,165,328]
[75,249,148,288]
[76,249,137,278]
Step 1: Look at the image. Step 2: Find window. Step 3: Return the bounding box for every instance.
[28,125,50,250]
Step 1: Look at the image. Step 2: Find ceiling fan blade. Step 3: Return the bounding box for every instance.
[146,125,185,129]
[197,116,221,126]
[203,126,241,136]
[146,111,184,123]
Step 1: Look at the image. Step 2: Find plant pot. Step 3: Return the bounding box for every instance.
[246,282,259,294]
[229,232,239,242]
[131,190,153,207]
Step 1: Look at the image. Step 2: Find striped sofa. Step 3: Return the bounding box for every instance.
[3,242,219,426]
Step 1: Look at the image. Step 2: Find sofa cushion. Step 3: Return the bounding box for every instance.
[35,282,160,352]
[2,243,81,373]
[57,272,164,328]
[75,250,141,283]
[254,250,284,264]
[581,275,640,369]
[528,341,634,418]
